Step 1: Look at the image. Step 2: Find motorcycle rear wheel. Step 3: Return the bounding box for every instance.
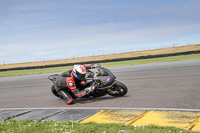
[107,81,128,97]
[51,84,63,99]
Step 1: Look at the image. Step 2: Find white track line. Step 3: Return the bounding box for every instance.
[1,107,200,112]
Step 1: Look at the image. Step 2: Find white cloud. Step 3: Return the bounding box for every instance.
[1,21,199,59]
[0,0,200,64]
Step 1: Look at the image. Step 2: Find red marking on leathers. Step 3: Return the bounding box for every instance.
[66,73,76,92]
[75,92,87,97]
[66,98,73,104]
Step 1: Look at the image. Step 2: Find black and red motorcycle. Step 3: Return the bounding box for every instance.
[48,65,128,103]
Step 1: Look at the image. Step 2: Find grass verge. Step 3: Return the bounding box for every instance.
[0,54,200,77]
[0,119,195,133]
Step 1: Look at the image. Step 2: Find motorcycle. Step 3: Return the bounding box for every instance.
[48,65,128,103]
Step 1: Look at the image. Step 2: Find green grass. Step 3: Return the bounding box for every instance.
[0,119,195,133]
[0,54,200,77]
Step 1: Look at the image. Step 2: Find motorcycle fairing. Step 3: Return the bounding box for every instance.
[96,68,116,88]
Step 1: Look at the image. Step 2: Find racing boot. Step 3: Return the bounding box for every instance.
[73,89,87,98]
[59,90,73,105]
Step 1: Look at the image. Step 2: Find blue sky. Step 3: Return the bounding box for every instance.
[0,0,200,64]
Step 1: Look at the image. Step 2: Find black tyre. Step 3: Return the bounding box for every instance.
[51,84,63,99]
[107,81,128,97]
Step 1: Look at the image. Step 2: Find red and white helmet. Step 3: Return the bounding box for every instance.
[72,65,86,80]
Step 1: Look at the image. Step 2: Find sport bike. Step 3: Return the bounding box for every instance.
[48,66,128,103]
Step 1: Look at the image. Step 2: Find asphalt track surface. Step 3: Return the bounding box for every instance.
[0,59,200,109]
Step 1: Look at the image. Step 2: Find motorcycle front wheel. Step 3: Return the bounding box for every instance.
[107,81,128,97]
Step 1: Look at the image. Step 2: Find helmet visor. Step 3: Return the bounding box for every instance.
[76,72,86,81]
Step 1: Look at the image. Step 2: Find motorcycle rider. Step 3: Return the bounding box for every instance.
[55,64,98,104]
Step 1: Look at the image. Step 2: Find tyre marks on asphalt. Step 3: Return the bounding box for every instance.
[0,109,200,131]
[0,109,100,122]
[44,109,101,121]
[0,110,32,120]
[14,109,64,121]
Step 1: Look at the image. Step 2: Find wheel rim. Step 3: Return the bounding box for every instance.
[116,86,124,94]
[108,86,123,94]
